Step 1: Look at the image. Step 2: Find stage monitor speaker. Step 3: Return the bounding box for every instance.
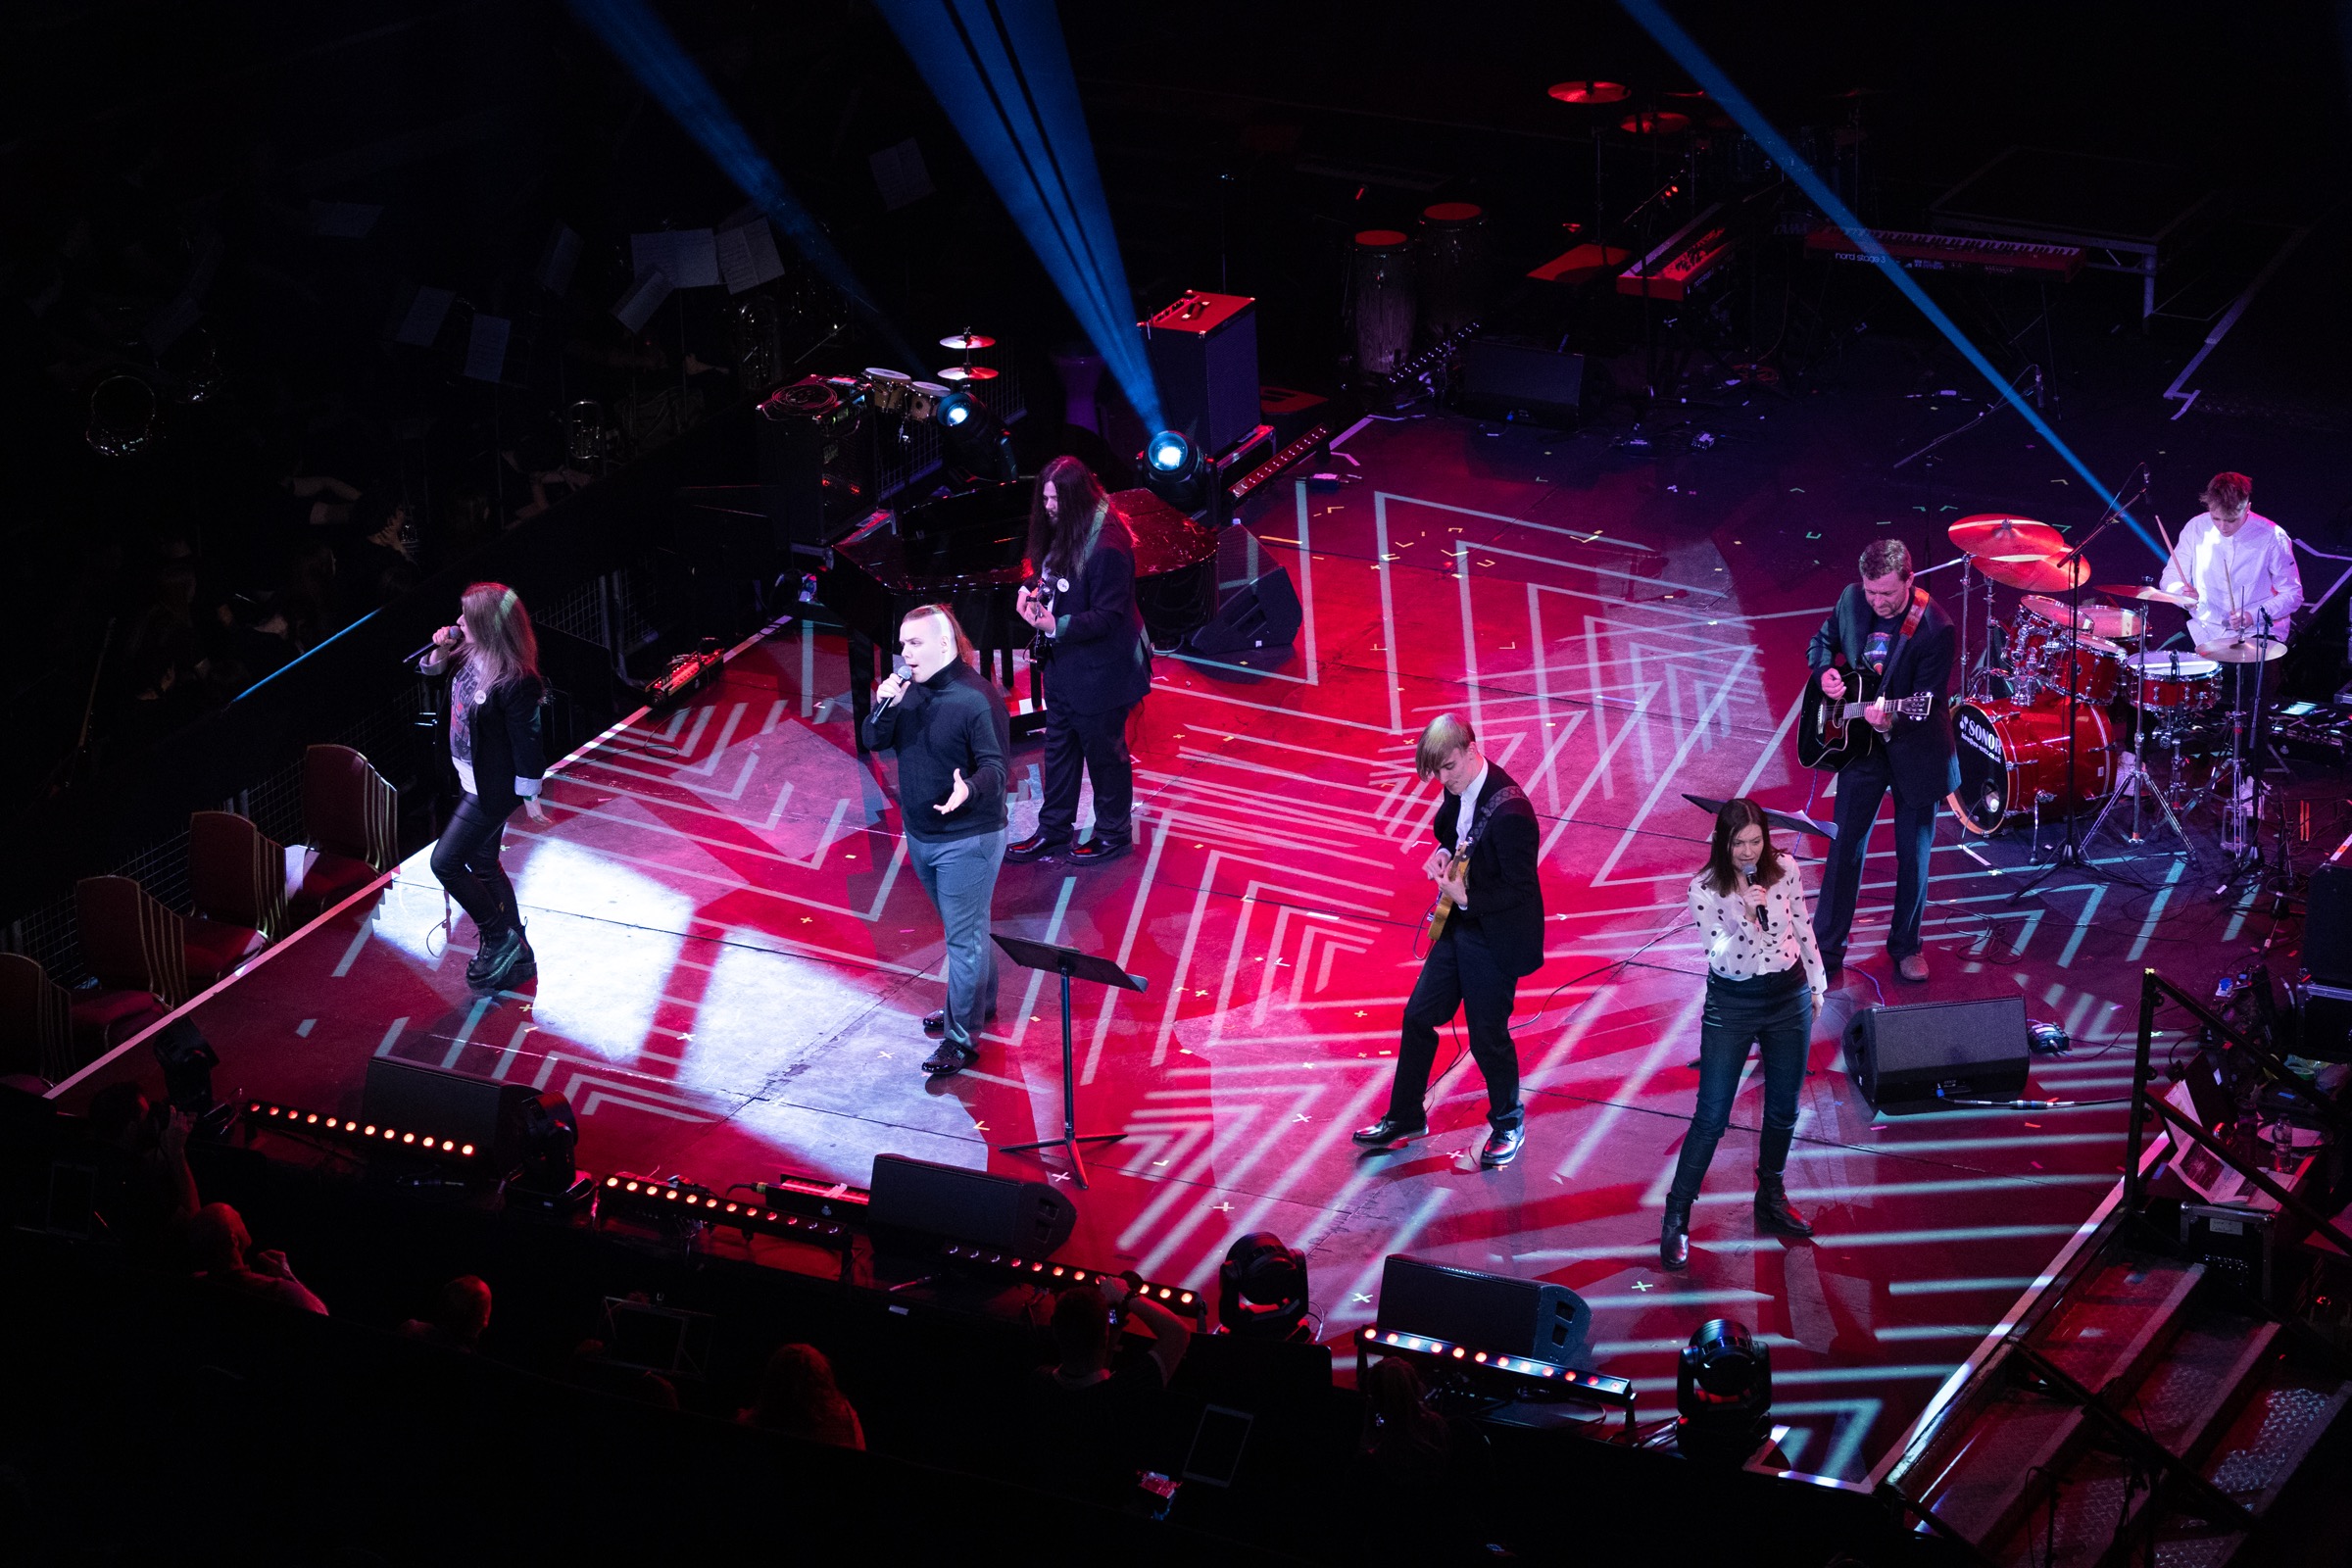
[867,1152,1078,1254]
[1376,1254,1592,1363]
[1142,291,1259,456]
[2303,861,2352,988]
[1182,566,1301,659]
[1843,996,2031,1113]
[361,1057,537,1163]
[757,378,832,554]
[1458,335,1587,426]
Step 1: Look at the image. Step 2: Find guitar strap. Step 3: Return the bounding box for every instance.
[1457,783,1527,858]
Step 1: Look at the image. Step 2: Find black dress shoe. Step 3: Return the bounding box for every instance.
[920,1040,979,1077]
[923,1007,998,1037]
[1479,1122,1525,1168]
[1661,1199,1691,1272]
[1068,835,1130,864]
[1004,832,1068,863]
[1351,1114,1427,1150]
[1754,1173,1815,1237]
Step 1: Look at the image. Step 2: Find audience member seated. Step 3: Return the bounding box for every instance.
[737,1344,864,1449]
[1030,1274,1192,1503]
[82,1081,199,1262]
[189,1202,327,1314]
[400,1275,492,1352]
[1348,1356,1485,1560]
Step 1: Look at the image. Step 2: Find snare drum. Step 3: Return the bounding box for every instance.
[2121,651,2221,712]
[1951,698,2116,835]
[906,379,951,422]
[2012,598,2122,705]
[864,368,911,416]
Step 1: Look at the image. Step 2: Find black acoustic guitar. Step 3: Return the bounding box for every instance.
[1797,659,1934,770]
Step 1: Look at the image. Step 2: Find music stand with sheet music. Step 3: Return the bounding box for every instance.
[991,934,1149,1189]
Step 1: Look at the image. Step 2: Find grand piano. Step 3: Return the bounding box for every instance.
[816,480,1218,748]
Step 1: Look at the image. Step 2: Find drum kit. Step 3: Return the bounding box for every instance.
[855,331,1000,443]
[1940,513,2284,869]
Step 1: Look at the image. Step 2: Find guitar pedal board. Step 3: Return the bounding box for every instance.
[2270,700,2352,765]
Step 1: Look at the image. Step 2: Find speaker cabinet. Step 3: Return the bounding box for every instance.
[1142,291,1259,456]
[1183,566,1301,659]
[1457,335,1587,426]
[867,1152,1078,1254]
[2304,860,2352,987]
[1843,996,2031,1113]
[757,378,832,555]
[361,1057,537,1163]
[1376,1254,1592,1362]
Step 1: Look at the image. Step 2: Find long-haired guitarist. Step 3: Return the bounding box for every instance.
[1807,539,1957,985]
[1353,715,1544,1168]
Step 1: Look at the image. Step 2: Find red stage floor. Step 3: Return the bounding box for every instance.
[62,413,2254,1481]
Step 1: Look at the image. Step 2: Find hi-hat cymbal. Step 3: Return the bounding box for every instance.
[1980,552,2088,593]
[2198,638,2286,663]
[1948,513,2064,559]
[2094,583,2196,608]
[938,332,997,351]
[1618,111,1691,135]
[1548,79,1631,106]
[937,365,1000,381]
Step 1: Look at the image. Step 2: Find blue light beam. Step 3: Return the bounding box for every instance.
[877,0,1164,432]
[1616,0,2162,560]
[565,0,922,370]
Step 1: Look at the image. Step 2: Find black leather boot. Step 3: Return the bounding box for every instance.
[1660,1199,1691,1272]
[1754,1172,1814,1237]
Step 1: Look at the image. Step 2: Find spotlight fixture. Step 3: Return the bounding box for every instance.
[1217,1231,1311,1341]
[934,390,1016,484]
[1676,1317,1773,1462]
[509,1092,588,1201]
[152,1018,220,1116]
[1146,430,1194,476]
[1140,429,1209,514]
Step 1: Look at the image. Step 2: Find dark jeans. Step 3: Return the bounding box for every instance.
[431,794,520,941]
[906,829,1005,1051]
[1037,702,1135,844]
[1386,926,1522,1130]
[1667,972,1814,1204]
[1813,750,1936,962]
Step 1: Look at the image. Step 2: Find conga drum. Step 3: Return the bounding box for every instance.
[1414,202,1489,344]
[1347,229,1415,377]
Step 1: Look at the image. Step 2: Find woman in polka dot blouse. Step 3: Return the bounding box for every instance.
[1661,799,1828,1271]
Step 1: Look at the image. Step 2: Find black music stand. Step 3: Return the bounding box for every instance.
[1681,792,1836,843]
[991,935,1148,1190]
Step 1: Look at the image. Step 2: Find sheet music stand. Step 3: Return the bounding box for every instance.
[991,935,1149,1189]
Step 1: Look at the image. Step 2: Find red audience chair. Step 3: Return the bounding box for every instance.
[0,952,75,1084]
[70,875,183,1056]
[190,809,290,942]
[288,743,398,924]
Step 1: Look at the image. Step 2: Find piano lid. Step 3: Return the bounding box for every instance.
[828,481,1218,593]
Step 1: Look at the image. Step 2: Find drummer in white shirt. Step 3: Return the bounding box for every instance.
[2157,470,2302,806]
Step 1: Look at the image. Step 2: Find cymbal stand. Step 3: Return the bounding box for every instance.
[1915,554,1975,703]
[2082,647,2202,871]
[2211,615,2293,905]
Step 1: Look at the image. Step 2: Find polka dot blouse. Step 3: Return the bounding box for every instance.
[1688,857,1828,995]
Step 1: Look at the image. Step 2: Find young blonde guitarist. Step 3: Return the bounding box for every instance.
[1355,715,1545,1168]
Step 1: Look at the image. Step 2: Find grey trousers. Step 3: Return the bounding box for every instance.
[906,829,1006,1051]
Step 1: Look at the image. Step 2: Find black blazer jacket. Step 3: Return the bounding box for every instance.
[1042,517,1152,715]
[1806,583,1959,804]
[1432,763,1545,979]
[458,673,548,813]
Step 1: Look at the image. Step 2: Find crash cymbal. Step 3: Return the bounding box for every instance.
[2093,583,2196,608]
[1948,513,2065,559]
[1618,111,1691,135]
[1979,552,2088,593]
[937,365,1000,381]
[938,333,997,351]
[2198,637,2286,663]
[1547,79,1631,106]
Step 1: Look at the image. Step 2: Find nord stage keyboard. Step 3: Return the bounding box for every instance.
[1803,225,2085,281]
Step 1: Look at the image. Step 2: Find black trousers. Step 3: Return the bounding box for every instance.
[1386,925,1523,1130]
[1813,750,1936,962]
[1036,702,1135,843]
[430,794,520,940]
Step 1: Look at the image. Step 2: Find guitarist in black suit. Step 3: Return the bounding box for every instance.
[1354,715,1545,1168]
[1807,539,1958,985]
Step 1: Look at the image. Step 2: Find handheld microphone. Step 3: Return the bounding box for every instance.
[403,623,464,666]
[1740,865,1767,926]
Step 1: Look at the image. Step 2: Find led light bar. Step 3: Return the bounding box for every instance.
[1360,1326,1633,1402]
[599,1173,851,1247]
[754,1172,870,1219]
[940,1243,1206,1325]
[245,1100,479,1160]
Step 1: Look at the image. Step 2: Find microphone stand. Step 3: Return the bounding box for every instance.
[2010,474,2145,904]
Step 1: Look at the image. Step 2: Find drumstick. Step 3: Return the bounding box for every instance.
[2152,509,2175,556]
